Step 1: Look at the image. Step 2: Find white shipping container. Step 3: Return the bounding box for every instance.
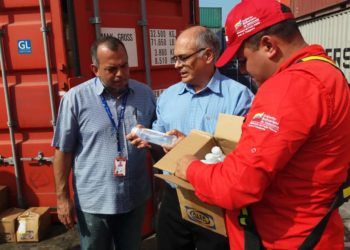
[298,8,350,83]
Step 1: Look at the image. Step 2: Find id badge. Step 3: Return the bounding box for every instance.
[114,156,127,176]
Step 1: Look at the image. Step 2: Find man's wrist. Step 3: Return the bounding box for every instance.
[56,192,69,201]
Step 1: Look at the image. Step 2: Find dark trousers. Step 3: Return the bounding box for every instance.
[156,185,229,250]
[76,203,146,250]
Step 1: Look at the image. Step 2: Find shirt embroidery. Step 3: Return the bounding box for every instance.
[248,112,279,133]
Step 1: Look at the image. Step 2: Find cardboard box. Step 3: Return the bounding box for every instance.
[0,186,8,213]
[154,114,244,236]
[0,207,25,243]
[16,207,51,242]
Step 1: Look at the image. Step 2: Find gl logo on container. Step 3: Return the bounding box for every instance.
[18,40,32,54]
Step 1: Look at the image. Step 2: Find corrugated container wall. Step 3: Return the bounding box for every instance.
[199,7,222,28]
[0,0,200,237]
[297,7,350,83]
[291,0,347,17]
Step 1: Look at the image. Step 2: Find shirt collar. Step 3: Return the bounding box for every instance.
[274,45,327,76]
[178,69,221,95]
[94,77,105,95]
[94,77,134,96]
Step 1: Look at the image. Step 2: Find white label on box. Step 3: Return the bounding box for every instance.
[18,220,26,234]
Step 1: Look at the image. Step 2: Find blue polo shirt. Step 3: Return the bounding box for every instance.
[153,70,254,135]
[52,77,156,214]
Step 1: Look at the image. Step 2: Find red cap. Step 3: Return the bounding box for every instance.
[215,0,295,68]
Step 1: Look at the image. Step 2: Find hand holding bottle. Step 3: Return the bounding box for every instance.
[131,127,177,146]
[162,129,185,153]
[126,125,152,149]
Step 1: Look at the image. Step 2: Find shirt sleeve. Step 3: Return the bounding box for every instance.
[52,92,79,152]
[233,87,255,116]
[187,71,328,210]
[151,93,167,133]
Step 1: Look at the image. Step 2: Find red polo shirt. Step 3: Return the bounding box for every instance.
[187,45,350,249]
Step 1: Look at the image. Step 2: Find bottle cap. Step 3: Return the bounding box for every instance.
[211,146,222,155]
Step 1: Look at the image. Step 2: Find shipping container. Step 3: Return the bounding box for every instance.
[291,0,347,18]
[296,6,350,83]
[0,0,200,237]
[199,7,222,28]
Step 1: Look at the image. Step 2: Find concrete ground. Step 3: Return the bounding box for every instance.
[1,202,350,250]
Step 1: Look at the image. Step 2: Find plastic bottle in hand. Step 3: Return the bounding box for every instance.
[131,127,177,146]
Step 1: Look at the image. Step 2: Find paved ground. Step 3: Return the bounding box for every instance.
[0,226,156,250]
[1,202,350,249]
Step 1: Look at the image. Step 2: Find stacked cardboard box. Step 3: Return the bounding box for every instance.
[0,208,25,243]
[154,114,244,236]
[16,207,51,242]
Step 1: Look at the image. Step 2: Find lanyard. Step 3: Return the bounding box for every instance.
[100,91,128,156]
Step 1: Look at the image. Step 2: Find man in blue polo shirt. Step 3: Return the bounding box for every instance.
[128,26,254,250]
[52,36,155,250]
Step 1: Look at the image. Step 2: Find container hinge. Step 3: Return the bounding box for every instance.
[0,155,14,166]
[89,16,101,24]
[137,20,147,26]
[20,151,54,166]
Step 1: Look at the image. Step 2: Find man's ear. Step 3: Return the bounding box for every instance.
[90,64,99,76]
[204,48,215,64]
[260,35,277,59]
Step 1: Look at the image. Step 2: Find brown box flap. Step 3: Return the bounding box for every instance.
[154,130,215,173]
[214,114,244,154]
[155,174,195,191]
[0,208,25,222]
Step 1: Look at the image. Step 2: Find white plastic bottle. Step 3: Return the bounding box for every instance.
[131,127,177,146]
[201,146,225,163]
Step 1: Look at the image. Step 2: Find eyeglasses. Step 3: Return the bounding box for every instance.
[171,48,206,64]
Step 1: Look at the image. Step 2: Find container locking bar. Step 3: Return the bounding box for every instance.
[20,151,54,166]
[0,155,14,166]
[0,28,26,208]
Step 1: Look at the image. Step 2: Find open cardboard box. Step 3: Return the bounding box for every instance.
[154,114,244,236]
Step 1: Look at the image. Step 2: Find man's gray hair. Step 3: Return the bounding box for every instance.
[90,36,127,66]
[195,27,221,60]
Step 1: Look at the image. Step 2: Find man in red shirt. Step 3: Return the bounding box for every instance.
[175,0,350,249]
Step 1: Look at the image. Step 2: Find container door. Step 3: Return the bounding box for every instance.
[0,0,68,207]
